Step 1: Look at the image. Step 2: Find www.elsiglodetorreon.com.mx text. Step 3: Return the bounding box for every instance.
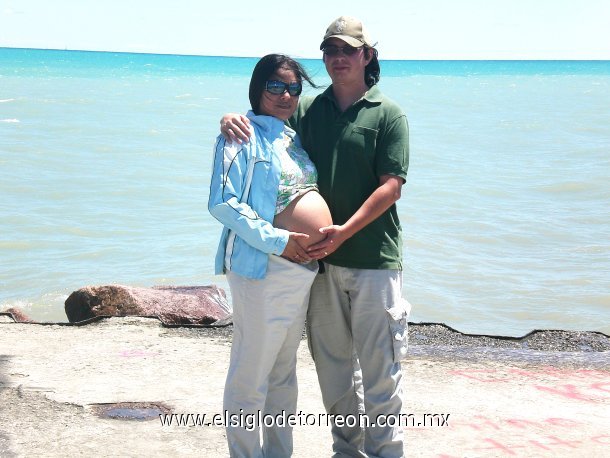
[159,410,450,429]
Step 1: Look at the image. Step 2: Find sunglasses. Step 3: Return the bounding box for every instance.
[322,45,361,57]
[265,80,302,96]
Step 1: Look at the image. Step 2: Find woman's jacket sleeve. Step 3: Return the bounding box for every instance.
[208,137,289,255]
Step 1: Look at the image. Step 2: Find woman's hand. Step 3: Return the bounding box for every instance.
[281,232,311,263]
[220,114,252,144]
[306,225,349,260]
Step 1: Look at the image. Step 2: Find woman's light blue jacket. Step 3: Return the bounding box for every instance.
[208,111,297,279]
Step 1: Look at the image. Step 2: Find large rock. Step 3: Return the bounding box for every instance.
[64,285,231,326]
[2,307,34,323]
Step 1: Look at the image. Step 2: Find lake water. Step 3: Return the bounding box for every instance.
[1,48,608,336]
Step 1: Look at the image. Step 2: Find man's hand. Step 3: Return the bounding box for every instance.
[220,114,252,144]
[306,225,349,260]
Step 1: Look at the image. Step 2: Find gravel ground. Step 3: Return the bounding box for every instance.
[164,320,610,351]
[166,321,610,369]
[3,311,608,366]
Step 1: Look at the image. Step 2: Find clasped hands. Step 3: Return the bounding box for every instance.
[281,225,349,264]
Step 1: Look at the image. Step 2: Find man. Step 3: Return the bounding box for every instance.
[221,16,410,457]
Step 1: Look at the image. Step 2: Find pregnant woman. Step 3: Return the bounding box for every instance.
[208,54,332,457]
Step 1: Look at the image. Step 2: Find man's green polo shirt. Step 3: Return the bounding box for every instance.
[288,85,409,270]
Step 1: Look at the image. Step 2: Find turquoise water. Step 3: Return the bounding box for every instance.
[1,48,609,336]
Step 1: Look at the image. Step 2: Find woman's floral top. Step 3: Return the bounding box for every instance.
[275,133,319,214]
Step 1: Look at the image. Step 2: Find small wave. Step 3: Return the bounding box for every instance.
[1,118,20,123]
[569,244,609,254]
[536,181,592,193]
[0,240,37,250]
[0,98,15,103]
[175,93,192,99]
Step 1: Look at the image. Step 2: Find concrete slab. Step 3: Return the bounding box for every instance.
[1,317,608,457]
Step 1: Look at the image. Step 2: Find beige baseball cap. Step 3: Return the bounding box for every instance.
[320,16,376,50]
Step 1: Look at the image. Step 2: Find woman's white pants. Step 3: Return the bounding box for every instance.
[224,255,318,458]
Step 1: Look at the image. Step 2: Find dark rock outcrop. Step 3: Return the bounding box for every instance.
[64,285,231,326]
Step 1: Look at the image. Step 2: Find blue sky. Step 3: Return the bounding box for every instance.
[1,0,609,59]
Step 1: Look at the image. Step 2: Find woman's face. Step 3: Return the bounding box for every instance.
[258,66,300,120]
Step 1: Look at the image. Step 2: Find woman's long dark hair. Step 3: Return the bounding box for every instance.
[249,54,317,115]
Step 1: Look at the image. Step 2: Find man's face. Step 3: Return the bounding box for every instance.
[322,38,372,86]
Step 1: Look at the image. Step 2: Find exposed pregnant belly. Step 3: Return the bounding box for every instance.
[273,190,333,249]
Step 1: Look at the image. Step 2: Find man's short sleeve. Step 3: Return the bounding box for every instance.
[376,112,409,181]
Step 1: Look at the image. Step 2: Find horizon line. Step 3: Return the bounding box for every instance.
[1,46,609,62]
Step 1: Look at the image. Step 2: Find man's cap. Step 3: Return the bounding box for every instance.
[320,16,376,50]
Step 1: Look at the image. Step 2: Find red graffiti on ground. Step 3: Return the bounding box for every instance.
[427,367,610,455]
[445,415,580,432]
[434,434,610,457]
[449,368,610,403]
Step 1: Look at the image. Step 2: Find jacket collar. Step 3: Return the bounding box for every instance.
[246,110,287,138]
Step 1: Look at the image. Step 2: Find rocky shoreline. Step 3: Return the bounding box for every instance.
[4,284,608,359]
[3,310,608,354]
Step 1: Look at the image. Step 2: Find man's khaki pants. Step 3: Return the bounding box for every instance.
[307,263,409,458]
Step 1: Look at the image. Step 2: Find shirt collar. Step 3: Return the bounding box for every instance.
[321,84,383,107]
[361,85,383,103]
